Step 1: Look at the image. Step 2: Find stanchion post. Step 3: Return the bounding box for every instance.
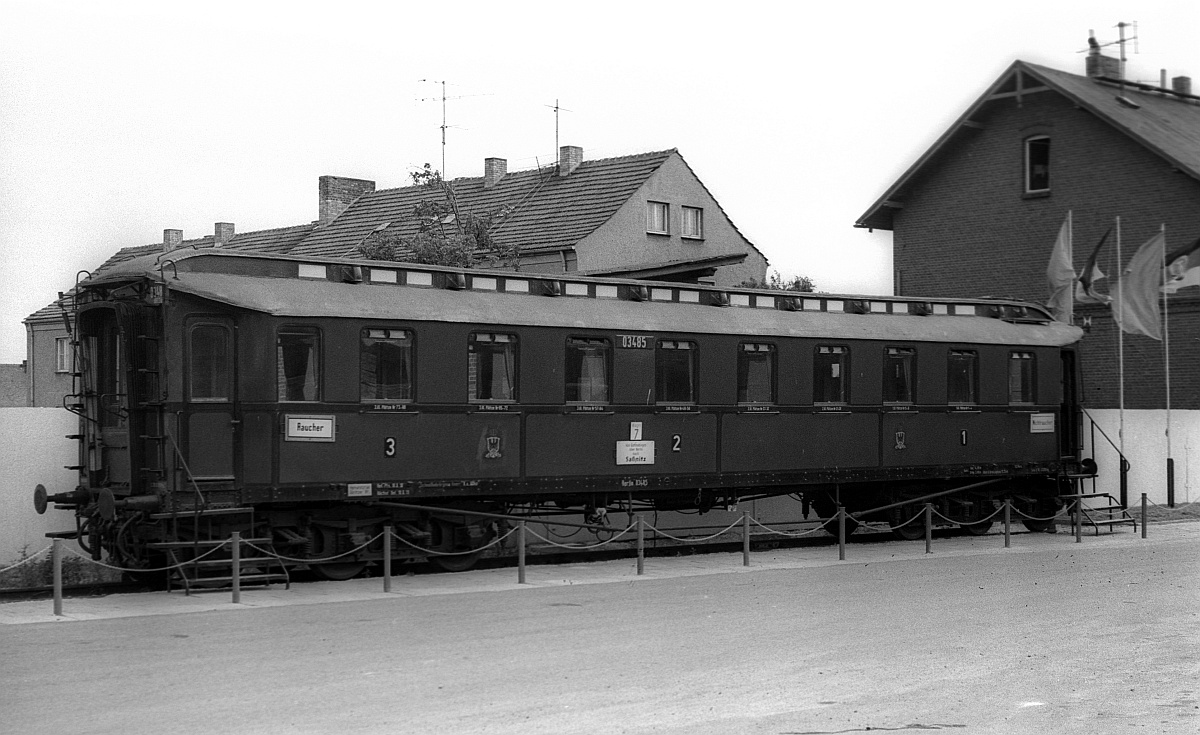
[742,510,751,567]
[636,515,644,576]
[1074,499,1082,543]
[1003,499,1011,549]
[837,506,846,561]
[383,526,392,593]
[517,521,527,584]
[1141,493,1148,539]
[231,531,241,604]
[924,503,933,554]
[52,539,63,617]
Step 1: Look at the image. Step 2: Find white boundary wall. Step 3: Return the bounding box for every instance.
[1,408,78,563]
[1080,409,1198,506]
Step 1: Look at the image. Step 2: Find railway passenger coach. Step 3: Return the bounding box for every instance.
[37,249,1087,579]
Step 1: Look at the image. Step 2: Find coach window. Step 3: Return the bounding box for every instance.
[947,349,978,404]
[470,333,517,402]
[738,343,776,404]
[1008,351,1036,404]
[656,340,697,404]
[566,337,611,404]
[814,345,848,404]
[883,347,915,404]
[189,323,232,401]
[360,328,413,402]
[277,327,321,402]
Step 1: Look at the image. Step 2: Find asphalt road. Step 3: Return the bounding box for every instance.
[2,525,1198,735]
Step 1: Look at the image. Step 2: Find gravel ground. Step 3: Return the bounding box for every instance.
[2,523,1197,735]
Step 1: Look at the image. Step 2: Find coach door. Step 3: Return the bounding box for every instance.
[184,319,237,480]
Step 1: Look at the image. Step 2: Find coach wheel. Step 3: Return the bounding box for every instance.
[312,562,368,581]
[1022,518,1055,533]
[428,519,485,572]
[890,510,926,541]
[960,520,994,536]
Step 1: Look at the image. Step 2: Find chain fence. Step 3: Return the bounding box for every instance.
[15,492,1161,618]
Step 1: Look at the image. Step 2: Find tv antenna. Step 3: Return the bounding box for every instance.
[544,99,573,156]
[417,80,491,178]
[1083,21,1138,78]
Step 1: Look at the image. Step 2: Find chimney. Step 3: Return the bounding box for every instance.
[484,157,507,189]
[319,175,376,224]
[558,145,583,177]
[214,222,234,247]
[162,229,183,252]
[1173,76,1193,96]
[1085,33,1121,78]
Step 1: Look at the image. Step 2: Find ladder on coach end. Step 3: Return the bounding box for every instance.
[148,507,290,595]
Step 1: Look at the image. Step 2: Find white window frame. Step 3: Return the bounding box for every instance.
[1025,136,1050,194]
[646,201,669,235]
[681,206,703,239]
[55,336,73,373]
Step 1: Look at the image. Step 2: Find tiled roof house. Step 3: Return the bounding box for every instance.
[23,146,767,406]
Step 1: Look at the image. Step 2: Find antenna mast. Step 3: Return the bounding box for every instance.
[418,79,449,177]
[545,99,572,158]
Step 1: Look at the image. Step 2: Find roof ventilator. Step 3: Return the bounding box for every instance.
[909,302,933,316]
[707,291,730,307]
[778,296,801,312]
[339,265,364,284]
[534,280,561,297]
[621,285,650,302]
[439,272,467,290]
[845,300,869,314]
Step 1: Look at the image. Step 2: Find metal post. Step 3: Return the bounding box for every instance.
[636,515,644,576]
[742,510,750,567]
[1074,499,1082,543]
[1167,458,1176,508]
[383,526,392,593]
[924,503,933,554]
[1120,458,1129,510]
[231,531,241,604]
[52,539,63,617]
[517,521,526,584]
[837,506,846,561]
[1003,499,1011,549]
[1141,493,1148,539]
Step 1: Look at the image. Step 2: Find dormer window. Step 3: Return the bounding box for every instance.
[1025,136,1050,193]
[646,201,669,235]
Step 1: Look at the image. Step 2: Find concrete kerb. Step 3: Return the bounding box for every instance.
[5,521,1197,626]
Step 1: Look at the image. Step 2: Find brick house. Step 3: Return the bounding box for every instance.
[856,49,1200,502]
[23,146,768,406]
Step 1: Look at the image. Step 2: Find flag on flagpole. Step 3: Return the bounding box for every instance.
[1076,226,1112,303]
[1045,214,1074,322]
[1162,235,1200,293]
[1113,231,1165,340]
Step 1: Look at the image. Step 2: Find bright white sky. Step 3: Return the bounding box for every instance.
[1,0,1197,363]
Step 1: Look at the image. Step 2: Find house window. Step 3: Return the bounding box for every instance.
[189,324,232,401]
[1025,136,1050,193]
[646,201,669,235]
[682,206,704,239]
[814,346,848,404]
[1009,351,1036,404]
[737,343,775,404]
[566,337,611,404]
[883,347,915,404]
[55,336,73,373]
[470,333,517,402]
[278,327,321,402]
[360,328,413,402]
[656,340,697,404]
[948,349,978,404]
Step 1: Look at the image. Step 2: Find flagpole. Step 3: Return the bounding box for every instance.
[1116,216,1125,460]
[1162,223,1174,506]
